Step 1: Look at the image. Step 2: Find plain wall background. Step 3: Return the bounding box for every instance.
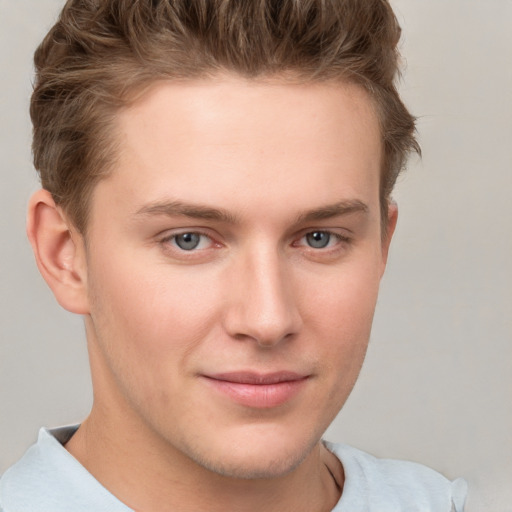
[1,1,511,511]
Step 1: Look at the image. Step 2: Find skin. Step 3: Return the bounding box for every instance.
[28,76,397,512]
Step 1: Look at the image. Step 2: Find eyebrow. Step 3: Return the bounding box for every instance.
[135,199,369,224]
[295,199,369,224]
[135,200,240,224]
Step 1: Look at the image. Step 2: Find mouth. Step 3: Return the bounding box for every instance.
[201,371,310,408]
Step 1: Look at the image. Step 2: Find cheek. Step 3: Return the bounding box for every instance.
[85,252,223,396]
[303,255,382,335]
[90,251,217,337]
[299,256,382,388]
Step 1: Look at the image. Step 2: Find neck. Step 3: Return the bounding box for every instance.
[66,406,343,512]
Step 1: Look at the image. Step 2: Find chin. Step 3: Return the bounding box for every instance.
[179,425,321,480]
[191,449,310,480]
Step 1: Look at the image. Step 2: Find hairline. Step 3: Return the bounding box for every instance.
[60,72,392,240]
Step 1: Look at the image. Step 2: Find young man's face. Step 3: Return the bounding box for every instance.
[80,76,393,478]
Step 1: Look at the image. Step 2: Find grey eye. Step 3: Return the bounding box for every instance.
[175,233,201,250]
[306,231,331,249]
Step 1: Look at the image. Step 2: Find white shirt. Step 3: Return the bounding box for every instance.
[0,426,467,511]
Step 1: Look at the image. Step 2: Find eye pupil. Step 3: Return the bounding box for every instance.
[306,231,330,249]
[175,233,201,250]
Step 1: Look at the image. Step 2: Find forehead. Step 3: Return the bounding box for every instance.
[92,76,382,224]
[119,76,381,162]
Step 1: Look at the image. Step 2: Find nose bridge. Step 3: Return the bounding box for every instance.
[225,240,301,346]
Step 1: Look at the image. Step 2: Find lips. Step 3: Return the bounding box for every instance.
[201,371,309,408]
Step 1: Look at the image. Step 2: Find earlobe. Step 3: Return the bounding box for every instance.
[27,189,90,315]
[380,201,398,274]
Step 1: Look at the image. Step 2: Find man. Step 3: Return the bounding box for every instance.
[0,0,467,510]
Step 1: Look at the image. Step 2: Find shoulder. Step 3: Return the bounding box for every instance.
[0,426,131,512]
[325,442,468,512]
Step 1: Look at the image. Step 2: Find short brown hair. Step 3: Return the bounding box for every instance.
[31,0,419,233]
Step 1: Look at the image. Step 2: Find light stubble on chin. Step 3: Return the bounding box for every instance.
[176,435,323,481]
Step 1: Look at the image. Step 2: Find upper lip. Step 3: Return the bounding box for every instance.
[204,371,309,385]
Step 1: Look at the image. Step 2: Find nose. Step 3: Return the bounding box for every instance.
[223,246,302,347]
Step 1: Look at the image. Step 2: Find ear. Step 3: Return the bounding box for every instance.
[380,201,398,275]
[26,189,90,315]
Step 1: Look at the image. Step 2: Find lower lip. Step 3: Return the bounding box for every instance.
[203,377,308,408]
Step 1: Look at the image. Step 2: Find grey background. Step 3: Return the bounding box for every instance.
[1,1,511,511]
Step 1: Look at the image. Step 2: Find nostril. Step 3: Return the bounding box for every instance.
[256,332,296,349]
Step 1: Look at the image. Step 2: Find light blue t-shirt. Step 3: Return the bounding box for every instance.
[0,426,467,511]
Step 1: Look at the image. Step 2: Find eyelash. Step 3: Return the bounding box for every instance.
[159,230,217,252]
[158,229,351,255]
[295,231,351,250]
